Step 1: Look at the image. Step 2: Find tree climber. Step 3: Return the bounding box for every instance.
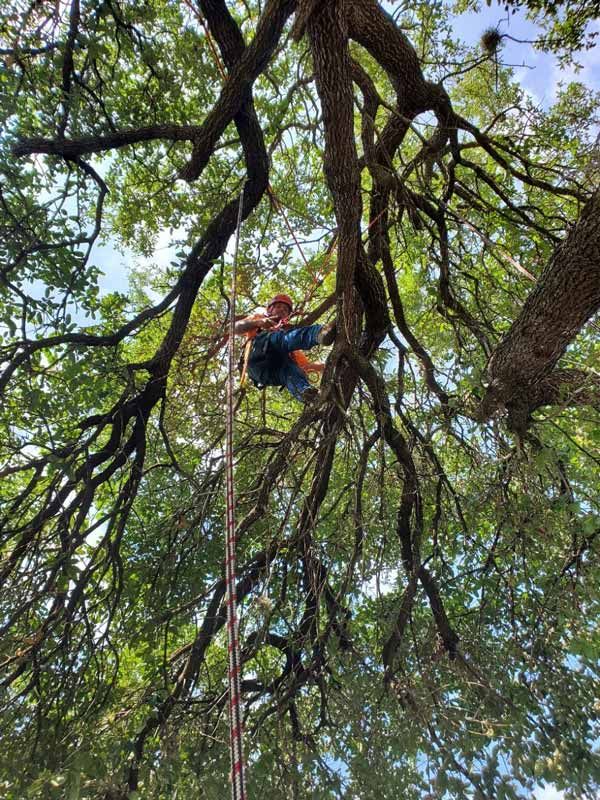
[234,293,336,403]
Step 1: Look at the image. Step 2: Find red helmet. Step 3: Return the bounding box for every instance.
[267,294,293,312]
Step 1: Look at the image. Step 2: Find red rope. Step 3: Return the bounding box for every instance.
[186,8,246,787]
[292,205,388,317]
[181,0,228,80]
[225,189,248,800]
[267,185,310,267]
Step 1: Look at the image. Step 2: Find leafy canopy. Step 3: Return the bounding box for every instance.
[0,1,599,799]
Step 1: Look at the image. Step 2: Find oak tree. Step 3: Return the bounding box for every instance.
[1,1,599,798]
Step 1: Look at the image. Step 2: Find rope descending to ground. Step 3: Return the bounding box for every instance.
[225,188,247,800]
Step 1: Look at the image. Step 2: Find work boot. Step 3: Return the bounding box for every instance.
[317,322,336,346]
[301,387,319,404]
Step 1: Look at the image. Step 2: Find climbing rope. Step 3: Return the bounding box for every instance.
[182,0,227,81]
[225,188,247,800]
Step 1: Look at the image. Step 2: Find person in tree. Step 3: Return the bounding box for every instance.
[234,293,336,403]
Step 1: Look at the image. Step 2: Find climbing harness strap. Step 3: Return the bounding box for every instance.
[239,337,253,388]
[225,188,247,800]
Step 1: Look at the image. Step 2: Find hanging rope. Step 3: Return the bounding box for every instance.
[225,187,247,800]
[181,0,228,81]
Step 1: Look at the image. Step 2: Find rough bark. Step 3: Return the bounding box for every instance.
[479,190,600,424]
[5,2,600,792]
[307,0,362,343]
[347,0,451,120]
[13,125,200,159]
[307,0,389,347]
[527,369,600,411]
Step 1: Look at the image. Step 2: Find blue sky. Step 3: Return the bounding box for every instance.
[449,2,600,108]
[534,785,565,800]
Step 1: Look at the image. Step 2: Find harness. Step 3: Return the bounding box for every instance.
[239,328,260,389]
[239,326,321,390]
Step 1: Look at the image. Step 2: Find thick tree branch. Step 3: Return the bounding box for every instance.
[479,190,600,423]
[179,0,295,182]
[13,124,200,159]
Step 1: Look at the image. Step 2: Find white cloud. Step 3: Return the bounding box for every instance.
[534,785,565,800]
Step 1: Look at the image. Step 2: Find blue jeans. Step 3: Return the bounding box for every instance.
[248,324,322,400]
